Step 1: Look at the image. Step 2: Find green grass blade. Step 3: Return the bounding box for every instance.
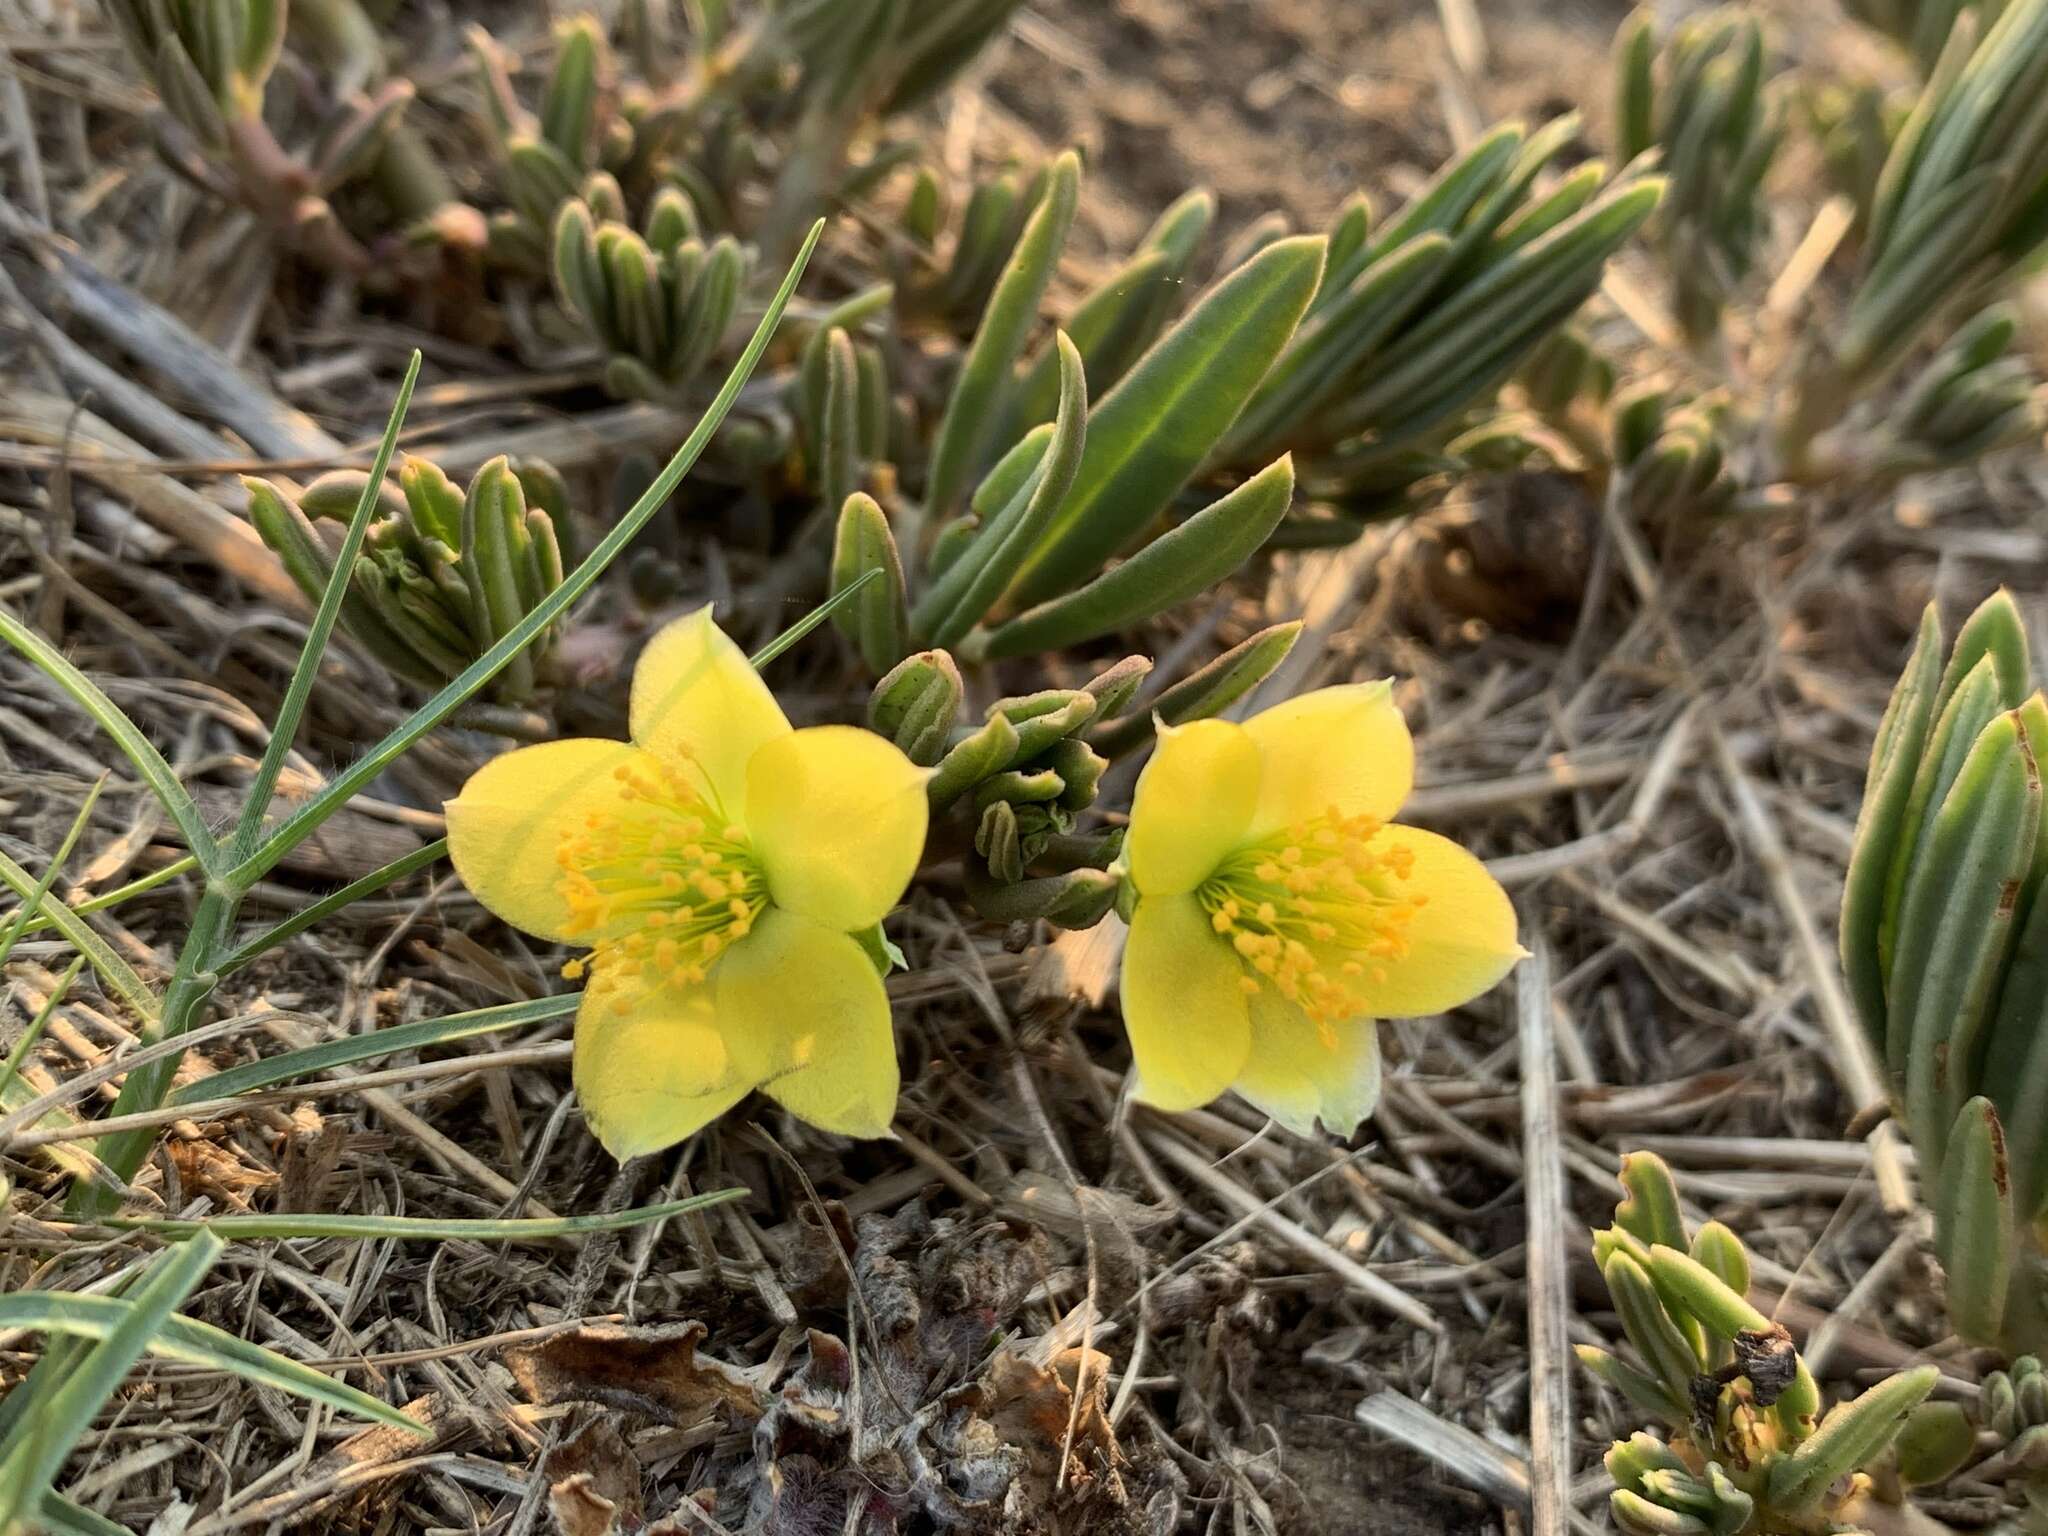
[169,993,578,1105]
[0,610,219,873]
[748,565,882,671]
[0,847,160,1024]
[0,1229,223,1513]
[109,1187,745,1242]
[217,838,448,977]
[34,1494,133,1536]
[1005,234,1324,607]
[227,221,825,891]
[0,1292,427,1436]
[1,855,200,939]
[0,777,102,975]
[924,149,1080,518]
[0,956,84,1108]
[234,353,422,857]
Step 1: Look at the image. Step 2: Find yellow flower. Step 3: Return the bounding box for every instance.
[1118,683,1521,1135]
[445,608,929,1158]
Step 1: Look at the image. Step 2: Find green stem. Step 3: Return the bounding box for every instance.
[68,883,238,1216]
[216,839,447,977]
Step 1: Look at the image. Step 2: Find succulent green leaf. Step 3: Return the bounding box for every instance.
[1934,1095,2014,1344]
[541,18,605,166]
[919,332,1089,648]
[461,456,536,700]
[1616,10,1657,163]
[820,328,862,515]
[1089,622,1301,759]
[929,712,1021,811]
[1008,234,1325,606]
[925,150,1081,517]
[1611,1490,1710,1536]
[1891,710,2039,1166]
[1894,1399,1976,1486]
[979,456,1294,657]
[1644,1243,1773,1344]
[1604,1251,1704,1399]
[1766,1367,1939,1514]
[830,493,909,673]
[1687,1222,1751,1303]
[1616,1151,1688,1251]
[1576,1343,1687,1424]
[1842,604,1943,1052]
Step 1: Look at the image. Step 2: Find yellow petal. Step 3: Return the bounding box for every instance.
[745,725,929,932]
[631,606,791,810]
[445,737,652,943]
[1243,683,1413,838]
[1124,718,1260,897]
[1120,893,1251,1111]
[573,973,750,1159]
[1234,991,1382,1138]
[1350,824,1522,1017]
[715,908,899,1138]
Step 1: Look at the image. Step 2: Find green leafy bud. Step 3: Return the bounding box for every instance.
[1606,1432,1691,1495]
[1986,1368,2019,1440]
[2022,1366,2048,1431]
[869,649,964,766]
[929,713,1020,811]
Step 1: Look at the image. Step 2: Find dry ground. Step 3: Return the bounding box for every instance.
[0,1,2042,1532]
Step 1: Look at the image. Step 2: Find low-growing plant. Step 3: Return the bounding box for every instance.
[1581,1153,1947,1535]
[1840,591,2048,1354]
[0,229,827,1526]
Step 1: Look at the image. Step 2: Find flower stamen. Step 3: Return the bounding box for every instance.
[556,759,768,998]
[1196,808,1421,1042]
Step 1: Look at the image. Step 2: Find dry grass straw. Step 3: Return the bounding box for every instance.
[0,1,2034,1530]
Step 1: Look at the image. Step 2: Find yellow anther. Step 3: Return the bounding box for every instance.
[1194,810,1418,1023]
[552,769,768,993]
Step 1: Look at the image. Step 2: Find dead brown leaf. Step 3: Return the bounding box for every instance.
[505,1320,766,1426]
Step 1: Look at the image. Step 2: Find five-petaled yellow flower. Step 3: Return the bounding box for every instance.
[445,608,929,1158]
[1119,683,1521,1135]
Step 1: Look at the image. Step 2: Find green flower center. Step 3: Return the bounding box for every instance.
[555,758,768,1004]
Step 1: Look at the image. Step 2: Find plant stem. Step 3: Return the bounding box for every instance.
[67,882,238,1216]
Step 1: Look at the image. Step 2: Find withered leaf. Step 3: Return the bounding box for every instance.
[505,1321,766,1426]
[546,1418,641,1536]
